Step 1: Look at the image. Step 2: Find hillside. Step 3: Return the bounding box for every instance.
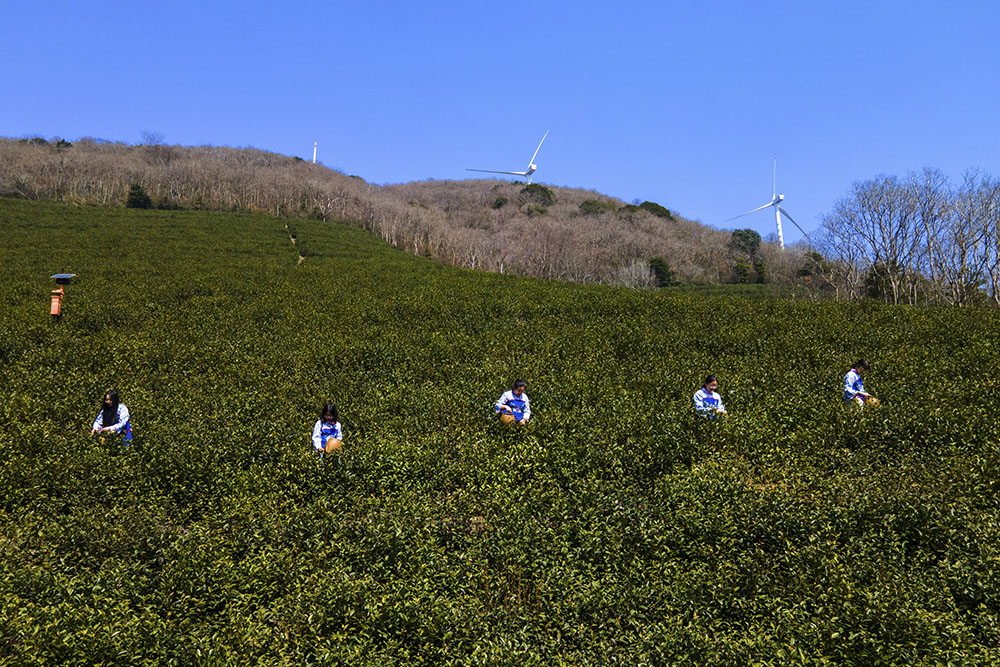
[0,137,811,289]
[2,200,999,664]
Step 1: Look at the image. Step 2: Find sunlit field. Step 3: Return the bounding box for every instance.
[2,199,998,665]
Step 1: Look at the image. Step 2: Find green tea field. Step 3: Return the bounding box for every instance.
[2,200,999,665]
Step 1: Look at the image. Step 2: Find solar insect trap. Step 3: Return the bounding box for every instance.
[50,273,75,319]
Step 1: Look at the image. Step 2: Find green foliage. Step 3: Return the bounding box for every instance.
[578,199,616,215]
[752,258,767,283]
[730,230,765,284]
[126,184,152,209]
[639,200,674,220]
[730,228,762,257]
[525,203,547,217]
[662,282,807,299]
[733,256,755,283]
[2,199,1000,664]
[491,195,508,209]
[518,183,556,207]
[649,256,680,287]
[799,251,830,278]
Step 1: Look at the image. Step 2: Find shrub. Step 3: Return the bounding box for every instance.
[639,200,674,220]
[730,228,761,257]
[753,258,768,283]
[125,184,152,209]
[518,183,555,207]
[649,257,680,286]
[579,199,616,215]
[491,195,508,209]
[732,256,767,284]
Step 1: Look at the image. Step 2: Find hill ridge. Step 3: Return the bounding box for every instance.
[0,136,810,288]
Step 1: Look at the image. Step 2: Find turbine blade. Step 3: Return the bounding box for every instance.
[526,131,549,171]
[466,168,527,176]
[724,202,773,222]
[772,156,777,200]
[777,206,812,241]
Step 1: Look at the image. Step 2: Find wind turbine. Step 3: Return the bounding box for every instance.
[467,131,549,184]
[726,157,810,248]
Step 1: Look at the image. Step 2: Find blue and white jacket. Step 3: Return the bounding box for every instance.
[92,404,132,439]
[494,390,531,421]
[312,419,343,451]
[693,389,725,416]
[843,369,866,402]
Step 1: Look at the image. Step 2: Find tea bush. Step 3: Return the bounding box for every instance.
[1,199,999,664]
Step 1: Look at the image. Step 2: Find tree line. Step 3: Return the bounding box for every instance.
[817,168,1000,306]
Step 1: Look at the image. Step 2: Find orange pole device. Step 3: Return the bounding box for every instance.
[50,286,64,317]
[49,274,75,320]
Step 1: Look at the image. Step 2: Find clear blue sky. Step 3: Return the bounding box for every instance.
[4,1,1000,244]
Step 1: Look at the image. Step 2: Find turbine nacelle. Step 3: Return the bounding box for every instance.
[724,158,811,249]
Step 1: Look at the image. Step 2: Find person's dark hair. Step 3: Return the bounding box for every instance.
[101,389,120,428]
[703,375,717,388]
[512,379,527,390]
[852,360,870,371]
[320,403,338,423]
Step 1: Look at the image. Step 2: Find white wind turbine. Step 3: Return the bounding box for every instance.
[726,157,810,248]
[467,131,549,184]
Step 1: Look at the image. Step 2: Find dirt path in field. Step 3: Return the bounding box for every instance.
[285,221,305,264]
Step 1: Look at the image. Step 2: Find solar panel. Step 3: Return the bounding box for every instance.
[51,273,76,284]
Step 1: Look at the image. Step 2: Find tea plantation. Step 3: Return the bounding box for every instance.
[1,200,999,665]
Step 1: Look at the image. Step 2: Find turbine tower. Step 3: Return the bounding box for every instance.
[312,141,317,164]
[726,157,810,248]
[467,131,549,184]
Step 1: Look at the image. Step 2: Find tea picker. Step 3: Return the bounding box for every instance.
[91,389,133,445]
[843,360,879,408]
[312,403,343,461]
[495,380,531,425]
[694,375,728,419]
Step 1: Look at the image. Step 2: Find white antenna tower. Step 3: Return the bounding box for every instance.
[312,141,317,164]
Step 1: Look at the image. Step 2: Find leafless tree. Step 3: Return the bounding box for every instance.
[934,171,992,305]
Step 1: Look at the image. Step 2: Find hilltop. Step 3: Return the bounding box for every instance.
[1,199,999,663]
[0,137,812,289]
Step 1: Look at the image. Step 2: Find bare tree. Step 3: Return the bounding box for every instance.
[934,171,992,305]
[980,177,1000,306]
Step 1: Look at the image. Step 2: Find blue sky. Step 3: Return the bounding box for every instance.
[4,1,1000,244]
